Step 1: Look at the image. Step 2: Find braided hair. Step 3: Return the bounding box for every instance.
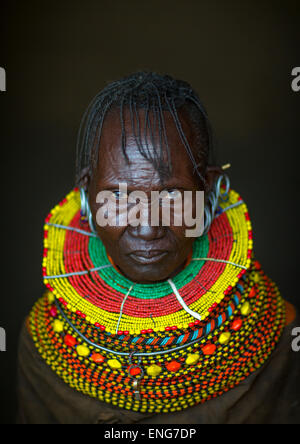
[76,71,215,187]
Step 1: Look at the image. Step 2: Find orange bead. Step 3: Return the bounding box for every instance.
[64,334,77,347]
[91,353,105,364]
[249,288,256,299]
[166,360,181,372]
[202,343,216,355]
[128,366,142,376]
[231,318,243,331]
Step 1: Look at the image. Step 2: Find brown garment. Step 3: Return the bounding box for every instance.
[17,310,300,424]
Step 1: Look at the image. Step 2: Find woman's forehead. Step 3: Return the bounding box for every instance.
[93,108,201,189]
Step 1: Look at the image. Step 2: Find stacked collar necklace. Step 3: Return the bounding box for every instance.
[28,188,285,413]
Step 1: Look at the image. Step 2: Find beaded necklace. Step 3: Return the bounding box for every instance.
[27,188,286,413]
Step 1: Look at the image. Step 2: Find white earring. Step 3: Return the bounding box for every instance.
[203,174,230,234]
[80,188,97,233]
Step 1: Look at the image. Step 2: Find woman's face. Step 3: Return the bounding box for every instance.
[88,108,213,284]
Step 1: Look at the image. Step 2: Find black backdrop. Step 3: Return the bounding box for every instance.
[1,0,299,424]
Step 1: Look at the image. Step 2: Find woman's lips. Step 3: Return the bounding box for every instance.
[129,250,168,265]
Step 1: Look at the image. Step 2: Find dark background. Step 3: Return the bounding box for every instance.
[0,0,299,424]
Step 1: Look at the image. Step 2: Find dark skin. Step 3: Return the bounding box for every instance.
[87,108,221,284]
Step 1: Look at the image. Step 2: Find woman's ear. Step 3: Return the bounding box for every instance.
[78,167,91,191]
[205,165,223,192]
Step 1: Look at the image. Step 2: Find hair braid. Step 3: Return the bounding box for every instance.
[76,71,214,187]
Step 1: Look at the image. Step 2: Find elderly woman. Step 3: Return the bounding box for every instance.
[18,72,299,424]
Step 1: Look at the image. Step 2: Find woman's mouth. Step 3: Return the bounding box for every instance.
[129,250,168,265]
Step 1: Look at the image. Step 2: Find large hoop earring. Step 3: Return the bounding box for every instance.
[203,174,230,235]
[80,188,97,234]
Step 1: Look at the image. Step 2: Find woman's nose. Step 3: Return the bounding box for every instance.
[127,224,166,241]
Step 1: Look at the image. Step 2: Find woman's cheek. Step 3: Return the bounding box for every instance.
[97,226,126,244]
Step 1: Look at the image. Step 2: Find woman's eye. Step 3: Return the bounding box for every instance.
[112,191,128,200]
[165,189,181,199]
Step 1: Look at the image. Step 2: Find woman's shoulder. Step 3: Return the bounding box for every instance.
[284,300,298,326]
